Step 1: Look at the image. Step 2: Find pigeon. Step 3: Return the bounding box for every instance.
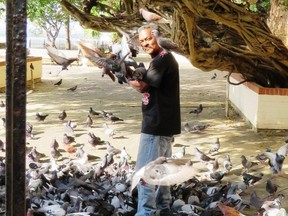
[87,132,103,148]
[89,107,100,116]
[250,190,264,211]
[189,104,203,116]
[103,123,116,138]
[183,122,193,133]
[240,155,259,172]
[58,110,67,121]
[85,114,93,127]
[106,113,124,123]
[67,85,77,91]
[210,170,226,182]
[63,133,75,144]
[261,194,286,216]
[64,120,75,135]
[208,138,220,154]
[223,155,233,172]
[50,145,62,159]
[131,64,146,80]
[263,151,285,174]
[194,147,214,162]
[192,123,210,132]
[139,8,171,24]
[35,112,49,121]
[54,79,62,86]
[26,122,34,138]
[50,138,59,149]
[266,179,278,196]
[242,172,263,186]
[0,100,5,108]
[45,44,78,74]
[120,146,132,162]
[211,73,217,80]
[172,146,186,159]
[131,157,197,192]
[206,157,219,173]
[277,142,288,156]
[151,29,184,56]
[106,141,121,155]
[30,63,34,70]
[0,139,4,152]
[1,118,5,128]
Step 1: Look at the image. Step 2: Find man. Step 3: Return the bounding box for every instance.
[128,24,181,216]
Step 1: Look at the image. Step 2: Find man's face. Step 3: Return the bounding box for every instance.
[138,28,161,56]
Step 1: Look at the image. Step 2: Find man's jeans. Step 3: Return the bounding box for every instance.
[135,133,173,216]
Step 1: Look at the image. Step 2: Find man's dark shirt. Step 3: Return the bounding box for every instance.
[141,52,181,136]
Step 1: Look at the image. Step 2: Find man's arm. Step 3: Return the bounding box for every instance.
[128,79,149,93]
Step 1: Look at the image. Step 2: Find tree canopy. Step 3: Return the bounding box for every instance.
[60,0,288,88]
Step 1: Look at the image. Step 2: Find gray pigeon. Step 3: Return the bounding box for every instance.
[208,138,220,154]
[151,29,184,56]
[240,155,259,172]
[263,151,285,174]
[250,190,264,211]
[266,179,278,196]
[194,147,214,162]
[58,110,67,121]
[85,114,93,127]
[223,155,233,172]
[0,139,5,152]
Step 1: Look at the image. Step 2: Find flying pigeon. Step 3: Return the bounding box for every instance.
[131,157,197,192]
[139,8,171,24]
[172,146,186,159]
[45,44,78,75]
[151,29,184,56]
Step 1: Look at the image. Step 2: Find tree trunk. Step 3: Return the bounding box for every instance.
[65,15,71,50]
[61,0,288,88]
[267,0,288,48]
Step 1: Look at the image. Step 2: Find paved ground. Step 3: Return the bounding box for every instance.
[0,51,288,214]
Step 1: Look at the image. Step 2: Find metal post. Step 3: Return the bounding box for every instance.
[5,0,27,215]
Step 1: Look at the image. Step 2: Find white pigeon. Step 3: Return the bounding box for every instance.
[172,146,186,159]
[131,157,197,192]
[139,8,171,24]
[103,123,116,138]
[37,204,66,216]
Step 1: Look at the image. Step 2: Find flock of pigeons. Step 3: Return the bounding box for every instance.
[0,7,287,216]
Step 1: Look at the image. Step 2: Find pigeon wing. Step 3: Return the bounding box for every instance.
[143,158,196,186]
[45,45,68,65]
[277,143,288,156]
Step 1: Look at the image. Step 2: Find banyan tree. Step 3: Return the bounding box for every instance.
[60,0,288,88]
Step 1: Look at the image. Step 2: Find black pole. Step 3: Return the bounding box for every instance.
[5,0,27,215]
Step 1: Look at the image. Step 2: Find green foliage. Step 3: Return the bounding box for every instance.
[27,0,67,26]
